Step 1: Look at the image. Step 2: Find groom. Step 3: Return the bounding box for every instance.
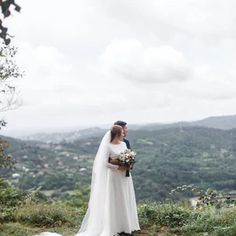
[114,120,131,149]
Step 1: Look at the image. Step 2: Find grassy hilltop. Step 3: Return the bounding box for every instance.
[1,179,236,236]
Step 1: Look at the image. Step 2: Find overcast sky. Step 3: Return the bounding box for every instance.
[1,0,236,136]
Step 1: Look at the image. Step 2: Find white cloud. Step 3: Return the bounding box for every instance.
[94,0,236,39]
[14,43,76,106]
[100,39,192,84]
[1,0,236,136]
[177,66,236,100]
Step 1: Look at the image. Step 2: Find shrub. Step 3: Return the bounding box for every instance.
[0,178,48,207]
[0,179,26,208]
[181,210,216,233]
[0,223,34,236]
[15,202,80,227]
[138,201,191,228]
[181,208,236,235]
[213,224,236,236]
[0,207,16,222]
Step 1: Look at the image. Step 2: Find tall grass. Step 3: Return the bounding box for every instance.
[15,202,80,227]
[2,183,236,236]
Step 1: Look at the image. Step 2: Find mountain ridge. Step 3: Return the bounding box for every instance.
[136,114,236,130]
[18,114,236,143]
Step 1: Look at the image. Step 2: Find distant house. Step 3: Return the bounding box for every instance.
[12,173,20,178]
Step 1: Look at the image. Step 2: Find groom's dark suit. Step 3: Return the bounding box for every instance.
[123,138,131,149]
[123,137,133,172]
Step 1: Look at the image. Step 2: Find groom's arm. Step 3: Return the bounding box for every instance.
[109,158,119,165]
[107,158,119,169]
[123,138,131,149]
[108,158,130,171]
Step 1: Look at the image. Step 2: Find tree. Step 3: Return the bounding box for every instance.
[0,138,15,167]
[0,1,21,168]
[0,45,21,168]
[0,0,21,45]
[0,45,22,112]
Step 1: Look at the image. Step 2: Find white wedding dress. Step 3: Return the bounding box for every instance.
[35,131,140,236]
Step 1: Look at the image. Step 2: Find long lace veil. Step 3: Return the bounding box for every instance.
[75,130,111,235]
[35,131,111,236]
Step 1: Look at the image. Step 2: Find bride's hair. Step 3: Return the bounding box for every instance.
[110,125,122,142]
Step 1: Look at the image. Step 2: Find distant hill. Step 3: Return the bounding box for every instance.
[17,114,236,144]
[22,127,105,143]
[193,114,236,129]
[135,114,236,130]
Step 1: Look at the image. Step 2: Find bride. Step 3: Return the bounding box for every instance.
[36,125,140,236]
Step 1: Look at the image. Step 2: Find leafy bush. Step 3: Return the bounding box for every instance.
[15,202,80,227]
[0,178,50,223]
[0,223,34,236]
[138,201,191,228]
[181,208,236,235]
[213,223,236,236]
[0,178,25,223]
[65,182,90,208]
[0,178,26,208]
[0,207,16,222]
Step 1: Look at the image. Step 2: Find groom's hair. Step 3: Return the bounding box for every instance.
[114,120,127,128]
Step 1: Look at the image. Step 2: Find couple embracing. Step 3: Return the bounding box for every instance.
[37,121,140,236]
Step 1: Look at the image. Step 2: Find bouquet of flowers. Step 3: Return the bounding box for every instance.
[118,149,136,177]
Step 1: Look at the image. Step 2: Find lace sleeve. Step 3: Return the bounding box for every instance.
[107,146,119,170]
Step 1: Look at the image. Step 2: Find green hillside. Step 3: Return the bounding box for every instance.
[1,126,236,201]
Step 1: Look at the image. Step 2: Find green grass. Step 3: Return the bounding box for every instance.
[137,201,236,235]
[16,203,78,227]
[181,207,236,235]
[2,200,236,236]
[0,200,85,235]
[0,222,81,236]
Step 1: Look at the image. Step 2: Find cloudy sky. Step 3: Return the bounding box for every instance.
[1,0,236,136]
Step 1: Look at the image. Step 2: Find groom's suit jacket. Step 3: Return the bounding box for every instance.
[123,138,131,149]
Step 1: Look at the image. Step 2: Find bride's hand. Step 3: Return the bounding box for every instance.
[118,165,130,171]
